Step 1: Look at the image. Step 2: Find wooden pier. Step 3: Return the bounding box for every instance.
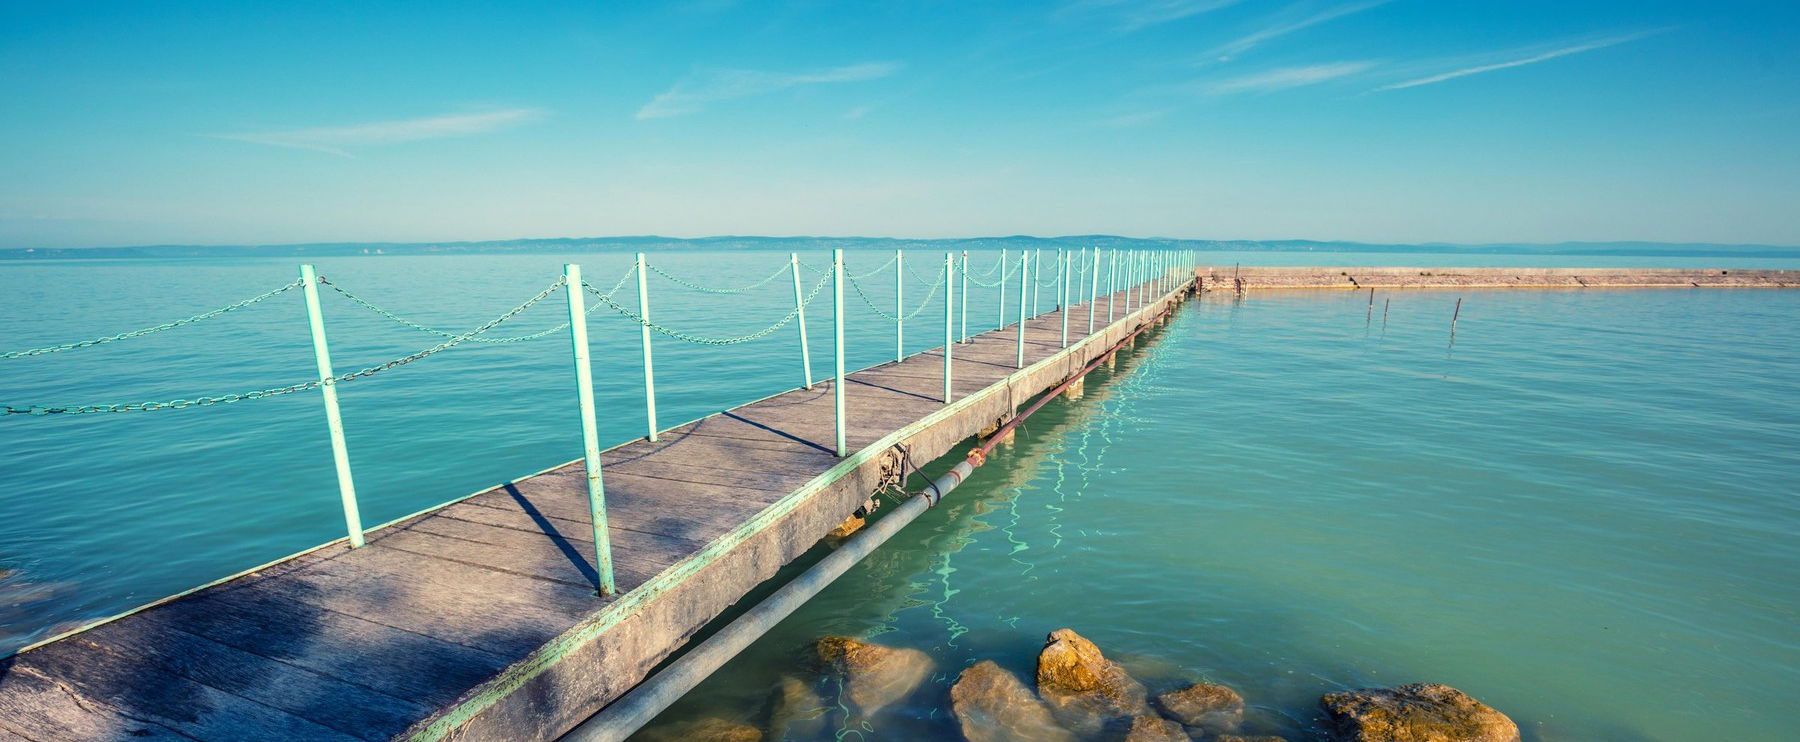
[0,281,1190,742]
[1195,266,1798,290]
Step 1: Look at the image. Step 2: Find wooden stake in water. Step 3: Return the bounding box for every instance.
[1366,288,1375,326]
[1450,297,1463,347]
[1381,297,1391,336]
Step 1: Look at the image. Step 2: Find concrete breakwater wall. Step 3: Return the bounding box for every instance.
[1195,267,1798,291]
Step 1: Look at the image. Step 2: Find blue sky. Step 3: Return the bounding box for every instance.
[2,1,1796,248]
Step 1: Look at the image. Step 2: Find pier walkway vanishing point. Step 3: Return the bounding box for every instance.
[0,248,1196,741]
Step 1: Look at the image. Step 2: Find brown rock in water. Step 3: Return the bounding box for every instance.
[1154,682,1244,735]
[635,717,763,742]
[1035,629,1153,738]
[1122,714,1189,742]
[1320,683,1519,742]
[767,675,828,741]
[813,636,932,717]
[827,513,865,538]
[950,660,1078,742]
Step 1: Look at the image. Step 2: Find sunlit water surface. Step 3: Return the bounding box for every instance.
[2,250,1796,742]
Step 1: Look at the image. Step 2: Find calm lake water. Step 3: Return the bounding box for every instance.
[3,249,1797,742]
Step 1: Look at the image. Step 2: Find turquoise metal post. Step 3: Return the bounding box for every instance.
[1107,250,1117,323]
[833,249,846,457]
[298,264,365,549]
[1059,250,1069,348]
[563,264,617,596]
[1088,248,1101,335]
[996,247,1008,333]
[1123,251,1133,314]
[635,252,659,442]
[790,253,813,390]
[943,251,954,403]
[1031,248,1041,317]
[1136,251,1145,309]
[959,251,969,343]
[1141,251,1150,306]
[895,249,904,363]
[1014,251,1029,368]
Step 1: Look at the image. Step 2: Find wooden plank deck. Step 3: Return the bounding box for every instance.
[0,283,1188,742]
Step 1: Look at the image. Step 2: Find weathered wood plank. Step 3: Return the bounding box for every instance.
[466,472,776,542]
[6,637,362,742]
[66,622,426,741]
[0,661,197,741]
[137,586,515,709]
[260,543,603,658]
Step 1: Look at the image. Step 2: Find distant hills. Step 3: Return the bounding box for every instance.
[3,235,1797,260]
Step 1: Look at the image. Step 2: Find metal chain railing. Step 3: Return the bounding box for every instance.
[3,278,567,415]
[904,261,942,286]
[646,261,789,295]
[2,279,304,359]
[583,270,831,346]
[965,259,1018,288]
[317,265,634,343]
[853,253,898,280]
[845,264,947,322]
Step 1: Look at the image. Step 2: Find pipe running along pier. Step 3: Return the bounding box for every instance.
[0,247,1198,741]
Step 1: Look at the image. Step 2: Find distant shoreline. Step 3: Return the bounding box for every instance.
[4,235,1800,261]
[1194,266,1799,289]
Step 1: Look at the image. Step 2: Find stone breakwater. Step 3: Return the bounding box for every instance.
[1194,267,1798,291]
[633,629,1519,742]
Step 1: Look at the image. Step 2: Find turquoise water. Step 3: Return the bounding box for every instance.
[2,250,1797,741]
[633,286,1800,742]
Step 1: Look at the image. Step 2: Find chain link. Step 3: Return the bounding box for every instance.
[583,269,831,346]
[4,278,567,415]
[965,259,1019,288]
[3,279,303,359]
[647,261,789,294]
[316,264,633,343]
[845,264,947,322]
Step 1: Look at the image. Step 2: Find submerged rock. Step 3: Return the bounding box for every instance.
[827,513,865,538]
[950,660,1078,742]
[1121,714,1188,742]
[636,717,763,742]
[766,675,829,741]
[1154,682,1244,735]
[813,636,933,717]
[1035,628,1153,738]
[1320,683,1519,742]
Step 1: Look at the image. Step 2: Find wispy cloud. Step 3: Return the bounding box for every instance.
[1207,61,1375,94]
[1210,1,1389,61]
[1374,30,1659,91]
[636,62,901,119]
[217,109,543,156]
[1065,0,1244,33]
